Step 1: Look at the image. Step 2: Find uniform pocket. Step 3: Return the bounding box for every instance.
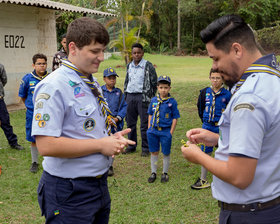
[74,104,96,117]
[55,179,74,205]
[37,182,45,216]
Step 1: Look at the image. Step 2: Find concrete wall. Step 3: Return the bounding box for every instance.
[0,3,57,105]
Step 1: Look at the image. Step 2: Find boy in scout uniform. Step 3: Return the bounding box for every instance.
[146,76,180,183]
[32,17,134,224]
[19,53,48,173]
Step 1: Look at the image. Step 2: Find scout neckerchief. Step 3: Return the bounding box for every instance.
[152,94,172,128]
[233,54,280,94]
[31,70,48,81]
[209,85,223,122]
[61,60,116,135]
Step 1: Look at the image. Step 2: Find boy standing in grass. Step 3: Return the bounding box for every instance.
[18,53,48,173]
[101,67,127,176]
[147,75,180,183]
[192,69,231,189]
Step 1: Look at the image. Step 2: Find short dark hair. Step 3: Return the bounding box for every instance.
[66,17,109,52]
[200,14,258,53]
[32,53,47,64]
[61,33,66,40]
[132,43,143,50]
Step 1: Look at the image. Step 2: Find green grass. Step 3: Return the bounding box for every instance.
[0,54,220,223]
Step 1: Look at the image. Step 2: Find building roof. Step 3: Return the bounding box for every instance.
[0,0,115,17]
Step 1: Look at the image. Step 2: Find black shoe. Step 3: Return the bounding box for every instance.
[30,162,39,173]
[141,151,150,157]
[108,166,114,176]
[10,144,24,150]
[123,147,136,154]
[148,173,156,183]
[161,173,169,183]
[191,177,210,190]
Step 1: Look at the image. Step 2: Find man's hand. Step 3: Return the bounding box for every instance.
[181,141,205,164]
[100,128,135,156]
[187,128,219,146]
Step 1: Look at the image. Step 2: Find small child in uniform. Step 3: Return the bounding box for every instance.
[101,67,127,176]
[192,69,231,189]
[18,53,48,173]
[146,75,180,183]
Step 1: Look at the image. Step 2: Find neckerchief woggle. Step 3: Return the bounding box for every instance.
[151,94,172,128]
[31,70,48,81]
[209,85,223,122]
[62,60,116,135]
[233,54,280,94]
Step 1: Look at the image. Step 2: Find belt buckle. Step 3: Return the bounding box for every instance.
[95,175,102,179]
[157,127,162,131]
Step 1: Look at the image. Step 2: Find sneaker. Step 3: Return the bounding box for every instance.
[108,166,114,176]
[10,144,24,151]
[30,162,39,173]
[161,173,169,183]
[123,147,136,154]
[191,178,210,190]
[148,173,156,183]
[141,151,150,157]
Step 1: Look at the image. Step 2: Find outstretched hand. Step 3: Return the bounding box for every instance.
[186,128,219,146]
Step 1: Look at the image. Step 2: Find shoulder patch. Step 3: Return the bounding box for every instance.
[234,103,255,112]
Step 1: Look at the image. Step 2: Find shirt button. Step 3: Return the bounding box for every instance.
[252,75,256,77]
[103,131,106,134]
[86,112,88,115]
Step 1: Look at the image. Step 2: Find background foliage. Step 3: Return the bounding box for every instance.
[52,0,280,56]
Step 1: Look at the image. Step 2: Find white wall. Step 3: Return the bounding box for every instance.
[0,3,57,105]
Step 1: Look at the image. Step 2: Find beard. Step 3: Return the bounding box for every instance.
[214,62,241,89]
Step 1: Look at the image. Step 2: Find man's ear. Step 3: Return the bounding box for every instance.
[68,42,77,56]
[231,42,243,59]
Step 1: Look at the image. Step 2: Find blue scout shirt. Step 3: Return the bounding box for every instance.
[101,85,127,132]
[213,54,280,204]
[148,96,180,128]
[18,70,45,111]
[125,59,147,93]
[203,87,231,124]
[31,61,110,179]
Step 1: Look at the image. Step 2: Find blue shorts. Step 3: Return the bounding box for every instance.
[201,123,219,153]
[38,171,111,224]
[147,127,172,155]
[26,110,35,143]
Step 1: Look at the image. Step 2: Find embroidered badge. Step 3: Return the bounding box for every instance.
[35,102,44,110]
[234,103,255,112]
[35,113,42,121]
[54,210,60,215]
[83,118,96,132]
[165,113,169,118]
[69,80,78,87]
[38,120,46,128]
[74,87,85,98]
[29,81,36,86]
[43,114,50,121]
[35,93,50,102]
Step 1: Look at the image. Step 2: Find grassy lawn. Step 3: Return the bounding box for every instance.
[0,54,221,224]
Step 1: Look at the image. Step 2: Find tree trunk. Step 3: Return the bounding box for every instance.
[137,0,146,42]
[177,0,181,52]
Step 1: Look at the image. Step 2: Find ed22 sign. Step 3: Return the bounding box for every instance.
[4,35,25,48]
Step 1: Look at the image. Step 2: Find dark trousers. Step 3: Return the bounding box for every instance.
[125,93,149,152]
[38,171,111,224]
[0,98,18,146]
[219,203,280,224]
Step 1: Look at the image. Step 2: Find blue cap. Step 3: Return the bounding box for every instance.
[158,75,171,84]
[103,67,119,77]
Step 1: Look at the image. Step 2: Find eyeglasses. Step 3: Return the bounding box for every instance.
[210,77,221,80]
[35,63,47,66]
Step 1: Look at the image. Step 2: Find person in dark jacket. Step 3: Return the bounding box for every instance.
[191,69,231,190]
[123,43,157,157]
[0,63,24,150]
